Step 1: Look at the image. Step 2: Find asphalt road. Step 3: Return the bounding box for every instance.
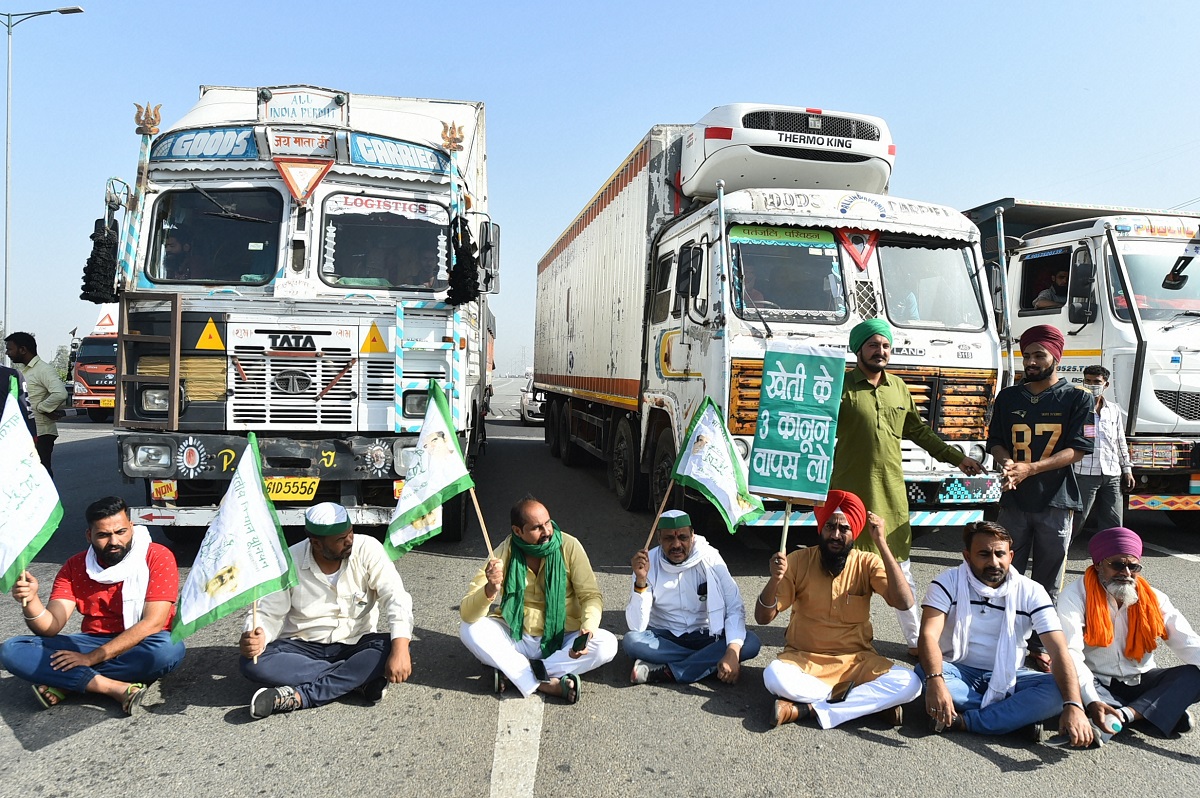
[2,379,1197,798]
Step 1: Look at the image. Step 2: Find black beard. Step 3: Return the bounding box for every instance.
[818,540,849,576]
[96,544,128,567]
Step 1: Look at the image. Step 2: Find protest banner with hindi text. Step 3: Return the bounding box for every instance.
[748,343,844,502]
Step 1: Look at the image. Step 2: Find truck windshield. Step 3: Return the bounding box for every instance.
[75,337,117,364]
[878,238,986,330]
[320,194,450,290]
[729,225,846,323]
[146,188,283,284]
[1110,239,1200,320]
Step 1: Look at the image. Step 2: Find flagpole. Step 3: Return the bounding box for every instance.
[21,570,28,607]
[779,501,792,554]
[468,487,494,558]
[644,482,674,551]
[251,602,259,665]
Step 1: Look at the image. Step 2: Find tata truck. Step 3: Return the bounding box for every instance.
[80,85,499,540]
[535,104,1001,530]
[966,199,1200,527]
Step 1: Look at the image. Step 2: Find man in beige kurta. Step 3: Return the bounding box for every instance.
[757,490,919,729]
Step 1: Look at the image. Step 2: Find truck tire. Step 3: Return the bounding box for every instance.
[650,428,680,514]
[87,409,113,423]
[1166,510,1194,530]
[559,403,582,467]
[612,416,648,510]
[547,402,562,458]
[440,491,468,542]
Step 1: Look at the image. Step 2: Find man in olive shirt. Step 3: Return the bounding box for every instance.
[5,332,68,476]
[459,496,617,703]
[830,318,984,653]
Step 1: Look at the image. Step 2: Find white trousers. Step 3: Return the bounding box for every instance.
[459,618,618,697]
[896,559,921,649]
[764,661,921,728]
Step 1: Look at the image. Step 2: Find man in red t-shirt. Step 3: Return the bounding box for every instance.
[1,496,185,715]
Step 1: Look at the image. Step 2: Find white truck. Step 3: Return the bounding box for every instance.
[965,199,1200,527]
[80,85,499,540]
[535,104,1001,530]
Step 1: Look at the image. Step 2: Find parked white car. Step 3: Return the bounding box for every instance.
[519,378,545,425]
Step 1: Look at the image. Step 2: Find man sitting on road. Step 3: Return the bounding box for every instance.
[757,490,920,729]
[240,502,414,719]
[1,496,185,715]
[1059,526,1200,738]
[624,510,761,685]
[918,521,1092,746]
[459,496,617,704]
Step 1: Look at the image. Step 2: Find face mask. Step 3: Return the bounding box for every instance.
[1086,384,1105,397]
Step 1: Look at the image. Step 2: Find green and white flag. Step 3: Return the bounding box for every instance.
[672,396,764,532]
[0,376,62,592]
[171,432,296,642]
[386,380,474,559]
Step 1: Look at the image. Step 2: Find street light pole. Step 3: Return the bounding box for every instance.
[2,6,83,344]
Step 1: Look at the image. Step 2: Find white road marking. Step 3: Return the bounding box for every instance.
[1142,542,1200,563]
[489,695,544,798]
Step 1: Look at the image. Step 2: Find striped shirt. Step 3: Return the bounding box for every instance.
[1074,400,1132,477]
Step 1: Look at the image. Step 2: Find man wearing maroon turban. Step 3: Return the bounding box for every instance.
[986,324,1093,668]
[755,490,919,729]
[1058,527,1200,738]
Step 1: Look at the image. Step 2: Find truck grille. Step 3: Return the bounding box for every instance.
[741,111,881,142]
[729,360,994,440]
[1154,389,1200,421]
[230,346,356,426]
[751,146,871,164]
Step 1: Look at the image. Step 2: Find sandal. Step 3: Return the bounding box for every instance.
[121,683,147,716]
[33,684,66,709]
[558,673,580,705]
[492,667,509,695]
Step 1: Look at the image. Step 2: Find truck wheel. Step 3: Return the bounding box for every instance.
[1166,510,1195,530]
[440,492,468,542]
[612,417,648,510]
[547,402,562,458]
[87,409,112,423]
[559,403,581,467]
[650,429,679,514]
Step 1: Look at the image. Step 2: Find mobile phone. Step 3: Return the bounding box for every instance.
[571,632,590,653]
[530,659,549,682]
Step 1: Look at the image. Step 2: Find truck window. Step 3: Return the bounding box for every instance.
[1016,247,1070,312]
[878,237,986,330]
[146,188,283,284]
[1109,239,1200,320]
[728,225,845,323]
[320,194,449,290]
[651,252,675,323]
[75,337,118,364]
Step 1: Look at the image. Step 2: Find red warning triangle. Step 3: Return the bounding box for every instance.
[274,157,334,202]
[835,229,879,272]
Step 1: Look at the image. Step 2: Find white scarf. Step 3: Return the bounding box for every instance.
[648,535,726,636]
[85,525,152,630]
[945,561,1036,707]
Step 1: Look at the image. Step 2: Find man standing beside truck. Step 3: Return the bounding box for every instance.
[5,332,68,477]
[987,325,1092,652]
[1072,365,1134,536]
[830,319,985,655]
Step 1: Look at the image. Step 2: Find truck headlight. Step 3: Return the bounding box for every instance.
[122,438,175,477]
[141,388,169,413]
[402,391,430,418]
[733,438,750,459]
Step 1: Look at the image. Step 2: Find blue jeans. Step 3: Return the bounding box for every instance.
[240,633,390,708]
[0,631,185,693]
[918,661,1062,735]
[622,628,761,684]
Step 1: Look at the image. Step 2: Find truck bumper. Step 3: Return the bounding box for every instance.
[129,505,395,527]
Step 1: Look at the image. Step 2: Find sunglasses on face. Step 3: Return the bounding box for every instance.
[1105,560,1142,574]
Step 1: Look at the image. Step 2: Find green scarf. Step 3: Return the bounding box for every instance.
[501,522,567,659]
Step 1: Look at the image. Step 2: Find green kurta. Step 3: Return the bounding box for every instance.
[829,366,964,560]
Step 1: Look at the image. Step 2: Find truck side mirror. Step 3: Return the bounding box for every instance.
[478,221,500,294]
[1068,246,1098,324]
[675,246,702,298]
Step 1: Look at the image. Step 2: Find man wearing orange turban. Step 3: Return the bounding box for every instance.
[1058,527,1200,738]
[755,490,919,729]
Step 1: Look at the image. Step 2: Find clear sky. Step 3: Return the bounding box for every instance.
[3,0,1197,371]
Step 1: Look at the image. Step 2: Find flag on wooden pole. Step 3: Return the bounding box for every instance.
[672,396,764,532]
[171,432,296,642]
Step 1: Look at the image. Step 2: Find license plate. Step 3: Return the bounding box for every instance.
[100,398,115,408]
[264,477,320,501]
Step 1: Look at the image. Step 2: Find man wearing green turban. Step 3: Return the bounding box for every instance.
[830,318,985,655]
[459,496,617,703]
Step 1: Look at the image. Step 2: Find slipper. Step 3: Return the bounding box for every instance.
[492,667,509,695]
[32,684,66,709]
[558,673,580,705]
[121,683,147,716]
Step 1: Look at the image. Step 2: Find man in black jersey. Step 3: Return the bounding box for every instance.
[986,325,1093,617]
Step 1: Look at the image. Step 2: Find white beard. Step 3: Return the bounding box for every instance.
[1104,579,1139,607]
